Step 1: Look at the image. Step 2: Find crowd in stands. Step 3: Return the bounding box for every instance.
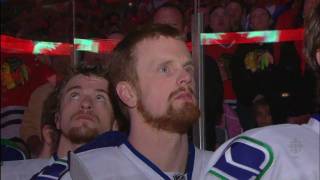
[1,0,318,162]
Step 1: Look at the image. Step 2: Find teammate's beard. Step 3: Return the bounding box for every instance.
[137,87,200,134]
[62,111,101,144]
[67,125,99,144]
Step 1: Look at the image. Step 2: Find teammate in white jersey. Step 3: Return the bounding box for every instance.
[201,116,319,179]
[59,24,213,180]
[201,3,320,180]
[1,63,117,180]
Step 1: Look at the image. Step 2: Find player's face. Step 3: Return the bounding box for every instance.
[56,74,114,144]
[134,36,199,133]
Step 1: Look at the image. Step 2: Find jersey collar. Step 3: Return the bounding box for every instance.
[123,140,195,180]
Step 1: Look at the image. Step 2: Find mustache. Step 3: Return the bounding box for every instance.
[71,111,99,122]
[168,86,195,100]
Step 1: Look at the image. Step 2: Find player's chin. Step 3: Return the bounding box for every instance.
[173,100,197,109]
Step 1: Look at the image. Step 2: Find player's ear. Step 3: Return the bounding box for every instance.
[42,125,54,145]
[116,81,137,108]
[316,49,320,66]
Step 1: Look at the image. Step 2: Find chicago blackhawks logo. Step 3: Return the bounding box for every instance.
[1,57,29,91]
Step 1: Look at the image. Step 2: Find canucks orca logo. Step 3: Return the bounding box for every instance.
[208,136,274,179]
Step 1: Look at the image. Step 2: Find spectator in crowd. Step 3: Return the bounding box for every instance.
[252,95,273,127]
[206,5,231,33]
[226,0,246,32]
[201,3,320,179]
[59,24,213,179]
[153,3,187,39]
[248,6,273,30]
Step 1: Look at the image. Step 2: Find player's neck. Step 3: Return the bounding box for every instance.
[128,120,189,173]
[38,143,53,159]
[56,136,83,158]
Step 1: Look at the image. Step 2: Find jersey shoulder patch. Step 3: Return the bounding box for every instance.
[208,136,274,180]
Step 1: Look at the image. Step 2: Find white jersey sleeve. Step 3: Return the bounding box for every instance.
[201,118,320,180]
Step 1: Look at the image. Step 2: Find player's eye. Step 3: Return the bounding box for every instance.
[70,92,80,100]
[96,94,106,101]
[185,64,195,75]
[159,65,169,73]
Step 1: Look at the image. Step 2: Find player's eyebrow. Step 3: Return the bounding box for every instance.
[183,59,194,67]
[65,85,81,94]
[96,89,109,95]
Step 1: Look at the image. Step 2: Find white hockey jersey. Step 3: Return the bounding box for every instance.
[1,131,126,180]
[61,141,212,180]
[201,114,320,180]
[1,158,50,180]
